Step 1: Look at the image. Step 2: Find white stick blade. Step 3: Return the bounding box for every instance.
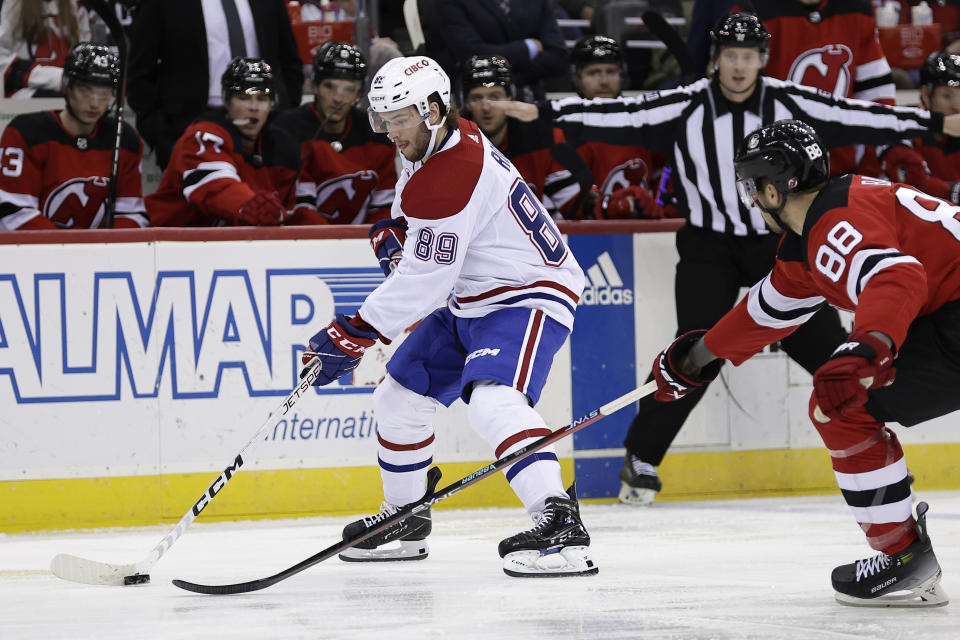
[50,553,137,586]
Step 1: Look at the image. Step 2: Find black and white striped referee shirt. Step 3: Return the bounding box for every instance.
[550,76,943,236]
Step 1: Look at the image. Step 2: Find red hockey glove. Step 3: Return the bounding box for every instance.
[594,186,666,219]
[369,217,407,276]
[235,192,285,226]
[300,313,378,386]
[880,145,929,186]
[913,176,960,205]
[652,330,723,402]
[812,331,896,422]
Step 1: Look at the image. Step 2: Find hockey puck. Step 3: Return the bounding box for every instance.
[123,574,151,585]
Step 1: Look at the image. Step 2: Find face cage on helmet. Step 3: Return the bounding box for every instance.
[736,176,761,210]
[368,105,430,134]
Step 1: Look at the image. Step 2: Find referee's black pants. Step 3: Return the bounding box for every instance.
[623,225,848,465]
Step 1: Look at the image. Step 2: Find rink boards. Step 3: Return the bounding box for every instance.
[2,225,960,532]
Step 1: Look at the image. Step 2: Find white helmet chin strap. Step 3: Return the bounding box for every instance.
[417,99,447,163]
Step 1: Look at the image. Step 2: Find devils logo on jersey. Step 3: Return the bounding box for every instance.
[787,45,853,97]
[44,176,110,228]
[314,170,380,222]
[600,157,649,194]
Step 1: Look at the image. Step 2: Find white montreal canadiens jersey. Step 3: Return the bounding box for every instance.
[358,118,584,340]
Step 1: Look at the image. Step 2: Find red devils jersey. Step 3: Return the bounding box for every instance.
[148,111,303,227]
[497,117,588,217]
[576,141,662,195]
[0,110,146,230]
[273,105,397,224]
[705,175,960,364]
[745,0,895,175]
[915,136,960,184]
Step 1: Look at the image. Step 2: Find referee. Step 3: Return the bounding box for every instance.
[502,12,960,504]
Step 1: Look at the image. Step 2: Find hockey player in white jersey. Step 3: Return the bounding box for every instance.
[300,56,594,577]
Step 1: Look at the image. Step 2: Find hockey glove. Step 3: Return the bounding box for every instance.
[652,330,723,402]
[369,217,408,276]
[593,186,665,219]
[880,145,929,186]
[812,331,896,422]
[235,192,285,226]
[301,313,379,386]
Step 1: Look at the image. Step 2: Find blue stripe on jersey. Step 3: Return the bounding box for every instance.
[453,292,577,317]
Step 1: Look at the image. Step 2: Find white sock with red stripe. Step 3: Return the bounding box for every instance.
[468,381,566,515]
[373,374,439,506]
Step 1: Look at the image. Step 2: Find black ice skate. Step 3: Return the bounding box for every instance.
[498,483,597,577]
[831,502,949,607]
[338,501,432,562]
[618,452,662,506]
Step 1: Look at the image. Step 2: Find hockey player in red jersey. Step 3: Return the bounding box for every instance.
[462,53,618,220]
[148,57,325,227]
[880,51,960,205]
[0,42,147,230]
[300,55,596,577]
[652,119,954,607]
[742,0,896,176]
[568,35,668,216]
[274,42,397,225]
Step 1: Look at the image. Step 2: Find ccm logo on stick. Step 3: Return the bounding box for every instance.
[192,454,244,515]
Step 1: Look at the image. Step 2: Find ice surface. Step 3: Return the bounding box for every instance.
[2,492,959,639]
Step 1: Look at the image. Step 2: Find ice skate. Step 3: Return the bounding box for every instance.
[832,502,949,607]
[498,483,598,577]
[618,453,661,505]
[338,502,432,562]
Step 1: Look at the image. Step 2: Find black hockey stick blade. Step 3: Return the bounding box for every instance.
[172,380,657,595]
[173,466,444,595]
[641,11,698,82]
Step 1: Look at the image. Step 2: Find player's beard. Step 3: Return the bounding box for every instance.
[401,123,433,162]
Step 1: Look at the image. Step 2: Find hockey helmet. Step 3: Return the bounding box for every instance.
[710,12,770,57]
[461,55,513,94]
[221,57,276,104]
[734,120,829,210]
[570,35,623,69]
[367,56,451,133]
[63,42,120,89]
[313,41,367,84]
[920,50,960,90]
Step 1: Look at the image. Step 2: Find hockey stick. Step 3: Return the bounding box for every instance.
[641,11,698,83]
[172,379,658,595]
[50,359,322,586]
[85,0,127,228]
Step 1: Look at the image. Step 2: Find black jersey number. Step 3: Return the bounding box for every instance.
[508,178,566,266]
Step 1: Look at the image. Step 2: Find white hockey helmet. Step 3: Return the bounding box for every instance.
[368,56,451,133]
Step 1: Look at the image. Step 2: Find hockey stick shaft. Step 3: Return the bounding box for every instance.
[86,0,127,229]
[51,359,322,585]
[172,379,658,595]
[641,11,697,81]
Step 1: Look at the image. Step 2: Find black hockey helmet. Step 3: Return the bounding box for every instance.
[312,41,367,84]
[710,12,770,56]
[920,50,960,90]
[221,57,276,103]
[734,120,829,210]
[63,42,120,89]
[461,55,513,94]
[570,35,623,69]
